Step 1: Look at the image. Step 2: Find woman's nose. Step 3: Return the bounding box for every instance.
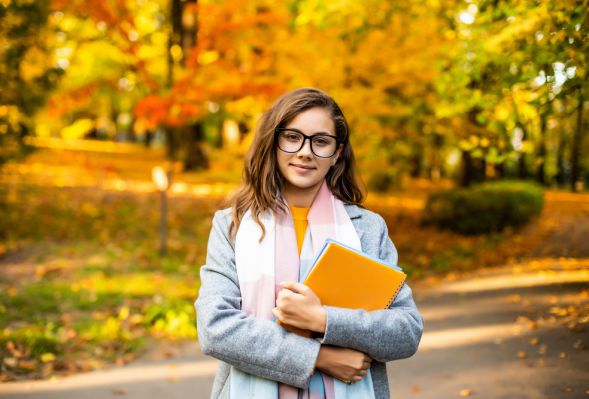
[297,138,313,157]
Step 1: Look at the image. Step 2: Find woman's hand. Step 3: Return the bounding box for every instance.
[272,281,327,332]
[315,345,372,384]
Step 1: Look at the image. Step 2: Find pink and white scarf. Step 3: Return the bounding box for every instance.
[231,181,375,399]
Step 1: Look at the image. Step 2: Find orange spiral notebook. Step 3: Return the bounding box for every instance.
[305,239,407,310]
[280,239,407,336]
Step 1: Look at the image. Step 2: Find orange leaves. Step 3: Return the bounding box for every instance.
[134,95,171,129]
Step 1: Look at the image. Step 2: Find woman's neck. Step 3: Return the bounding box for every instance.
[283,181,322,208]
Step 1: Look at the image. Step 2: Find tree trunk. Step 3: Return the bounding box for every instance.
[571,94,585,192]
[430,133,443,181]
[495,160,504,179]
[511,96,530,180]
[409,139,423,178]
[479,156,486,183]
[460,150,474,187]
[183,123,208,170]
[536,113,547,185]
[165,128,180,160]
[167,0,182,88]
[555,129,566,186]
[166,0,208,169]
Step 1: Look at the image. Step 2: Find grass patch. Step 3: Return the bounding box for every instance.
[0,182,219,381]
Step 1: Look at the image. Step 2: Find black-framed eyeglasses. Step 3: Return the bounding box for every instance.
[275,128,343,158]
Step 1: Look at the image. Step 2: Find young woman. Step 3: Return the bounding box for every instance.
[195,88,423,399]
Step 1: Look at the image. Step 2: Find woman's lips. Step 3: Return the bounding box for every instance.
[291,163,315,172]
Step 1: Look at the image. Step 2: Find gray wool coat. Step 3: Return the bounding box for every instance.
[195,204,424,399]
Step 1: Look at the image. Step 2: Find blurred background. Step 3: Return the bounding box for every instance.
[0,0,588,397]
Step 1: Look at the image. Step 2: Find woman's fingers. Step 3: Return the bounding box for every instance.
[272,307,284,321]
[280,281,309,294]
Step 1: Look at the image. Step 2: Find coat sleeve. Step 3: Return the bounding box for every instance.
[318,214,424,363]
[195,210,321,388]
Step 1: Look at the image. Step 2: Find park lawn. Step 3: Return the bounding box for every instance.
[0,183,223,381]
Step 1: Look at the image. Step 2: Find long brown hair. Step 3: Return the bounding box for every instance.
[227,87,365,240]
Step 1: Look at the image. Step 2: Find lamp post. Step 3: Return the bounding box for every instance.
[152,166,172,256]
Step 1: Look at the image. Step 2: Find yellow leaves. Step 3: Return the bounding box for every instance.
[517,350,527,359]
[515,315,538,331]
[483,9,542,53]
[41,353,56,363]
[20,47,51,82]
[459,388,473,396]
[150,307,196,339]
[118,306,130,321]
[61,119,94,140]
[170,44,183,63]
[549,305,576,317]
[198,50,219,66]
[102,317,123,341]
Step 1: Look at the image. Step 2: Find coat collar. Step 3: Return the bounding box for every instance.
[344,203,363,219]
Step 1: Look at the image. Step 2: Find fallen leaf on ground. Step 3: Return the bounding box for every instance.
[459,388,473,396]
[507,294,521,303]
[538,344,547,355]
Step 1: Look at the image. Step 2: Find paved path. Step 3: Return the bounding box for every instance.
[2,260,588,399]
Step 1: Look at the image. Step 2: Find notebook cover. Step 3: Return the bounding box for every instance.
[304,239,407,310]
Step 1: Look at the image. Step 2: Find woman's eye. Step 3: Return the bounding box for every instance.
[313,138,330,146]
[286,134,301,142]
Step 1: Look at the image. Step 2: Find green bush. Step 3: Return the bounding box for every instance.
[422,180,544,234]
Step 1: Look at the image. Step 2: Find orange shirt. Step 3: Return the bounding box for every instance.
[290,206,310,255]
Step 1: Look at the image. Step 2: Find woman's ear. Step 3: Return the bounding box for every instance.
[332,144,343,165]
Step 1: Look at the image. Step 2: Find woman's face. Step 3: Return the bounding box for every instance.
[276,107,342,204]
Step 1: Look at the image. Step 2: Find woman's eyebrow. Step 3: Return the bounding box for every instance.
[285,127,336,136]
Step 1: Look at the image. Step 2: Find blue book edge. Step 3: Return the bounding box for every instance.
[310,238,404,273]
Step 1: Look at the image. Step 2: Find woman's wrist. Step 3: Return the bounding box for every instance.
[312,306,327,333]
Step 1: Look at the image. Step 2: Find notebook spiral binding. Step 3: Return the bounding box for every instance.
[384,277,406,308]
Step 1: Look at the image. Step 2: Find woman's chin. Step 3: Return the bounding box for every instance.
[285,176,323,192]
